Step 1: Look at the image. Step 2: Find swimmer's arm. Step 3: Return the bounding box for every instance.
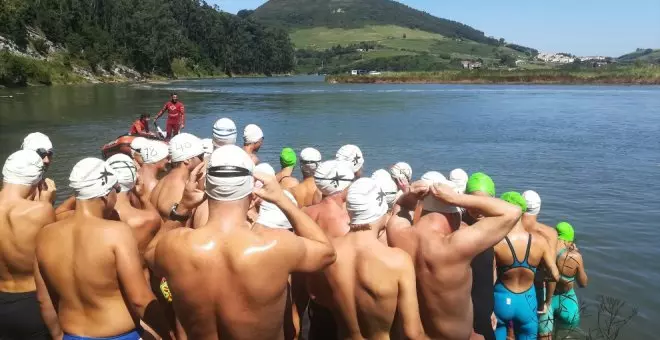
[397,252,428,340]
[446,194,520,259]
[114,225,173,339]
[543,244,560,283]
[54,195,76,215]
[145,218,187,270]
[278,196,337,272]
[576,255,588,288]
[34,259,63,339]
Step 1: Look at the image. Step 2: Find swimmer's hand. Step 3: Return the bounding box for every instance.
[408,180,430,197]
[252,172,286,205]
[394,177,409,192]
[41,178,57,204]
[537,302,549,315]
[180,162,207,211]
[491,312,497,330]
[430,182,458,204]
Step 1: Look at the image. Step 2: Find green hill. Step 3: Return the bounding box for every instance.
[251,0,538,74]
[618,49,660,64]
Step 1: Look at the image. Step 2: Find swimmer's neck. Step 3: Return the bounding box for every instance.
[205,199,250,231]
[349,224,382,238]
[322,193,345,207]
[74,198,108,219]
[521,214,538,227]
[168,164,191,179]
[279,166,294,177]
[0,183,33,200]
[510,220,526,234]
[115,192,135,208]
[140,163,161,177]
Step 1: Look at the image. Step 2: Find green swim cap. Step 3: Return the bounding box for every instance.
[466,172,496,197]
[500,191,527,212]
[556,222,575,242]
[280,147,297,168]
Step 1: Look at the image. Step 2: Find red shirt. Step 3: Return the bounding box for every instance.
[130,120,148,134]
[158,101,185,124]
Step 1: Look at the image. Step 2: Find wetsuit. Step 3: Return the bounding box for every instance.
[307,300,338,340]
[494,235,538,340]
[0,291,50,339]
[157,101,185,139]
[465,213,496,340]
[538,248,580,335]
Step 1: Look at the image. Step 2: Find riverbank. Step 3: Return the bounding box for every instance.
[326,66,660,85]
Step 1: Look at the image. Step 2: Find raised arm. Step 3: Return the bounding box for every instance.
[253,172,336,272]
[431,184,520,260]
[154,102,168,121]
[576,253,588,288]
[34,259,62,339]
[180,104,186,127]
[113,224,172,339]
[397,252,427,340]
[55,195,76,216]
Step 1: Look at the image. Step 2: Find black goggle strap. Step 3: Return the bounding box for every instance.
[36,148,54,157]
[301,160,320,165]
[108,160,137,183]
[314,172,353,188]
[208,165,252,178]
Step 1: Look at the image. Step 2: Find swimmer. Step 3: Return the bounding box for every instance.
[152,145,336,339]
[277,147,300,189]
[463,172,498,340]
[130,136,149,166]
[35,158,172,340]
[309,178,427,340]
[520,190,559,338]
[371,169,402,244]
[0,150,54,339]
[150,133,204,219]
[243,123,264,164]
[493,192,559,340]
[21,132,57,204]
[107,154,162,253]
[450,168,469,194]
[138,140,170,196]
[390,162,412,192]
[538,222,588,339]
[336,144,364,178]
[289,147,322,207]
[387,171,521,340]
[201,138,213,161]
[212,117,238,147]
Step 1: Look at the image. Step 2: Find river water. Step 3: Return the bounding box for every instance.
[1,76,659,337]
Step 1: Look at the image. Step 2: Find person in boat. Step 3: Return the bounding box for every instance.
[154,93,185,140]
[130,114,151,135]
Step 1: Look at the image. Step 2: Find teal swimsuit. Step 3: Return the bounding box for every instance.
[494,234,538,340]
[538,248,581,335]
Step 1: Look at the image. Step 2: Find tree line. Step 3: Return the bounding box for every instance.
[0,0,295,76]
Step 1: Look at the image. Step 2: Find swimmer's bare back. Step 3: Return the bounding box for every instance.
[303,198,350,239]
[388,183,520,340]
[290,177,321,208]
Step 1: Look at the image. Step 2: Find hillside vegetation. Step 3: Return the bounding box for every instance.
[618,49,660,64]
[0,0,295,86]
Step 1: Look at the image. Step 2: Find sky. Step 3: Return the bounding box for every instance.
[209,0,660,57]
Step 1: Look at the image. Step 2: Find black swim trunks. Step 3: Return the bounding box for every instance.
[307,300,337,340]
[0,291,50,339]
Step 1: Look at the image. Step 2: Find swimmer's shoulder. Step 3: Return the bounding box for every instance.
[12,199,55,226]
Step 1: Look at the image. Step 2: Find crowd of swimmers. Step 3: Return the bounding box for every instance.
[0,119,588,340]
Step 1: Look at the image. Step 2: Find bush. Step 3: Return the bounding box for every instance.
[0,52,52,86]
[32,38,50,56]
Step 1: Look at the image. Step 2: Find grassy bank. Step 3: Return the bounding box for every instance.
[326,66,660,85]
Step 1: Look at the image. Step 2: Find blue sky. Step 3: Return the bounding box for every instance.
[209,0,660,57]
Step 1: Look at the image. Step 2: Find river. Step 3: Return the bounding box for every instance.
[1,76,659,337]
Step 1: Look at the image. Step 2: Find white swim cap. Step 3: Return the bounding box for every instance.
[140,141,169,164]
[256,190,298,229]
[2,150,44,186]
[243,124,264,144]
[336,145,364,173]
[523,190,542,216]
[69,158,118,200]
[202,138,213,156]
[347,178,388,226]
[106,154,137,193]
[449,168,469,194]
[130,137,148,153]
[371,169,398,209]
[206,145,255,201]
[21,132,53,153]
[213,118,237,147]
[169,133,204,163]
[390,162,412,183]
[300,147,322,177]
[314,160,355,196]
[254,163,276,176]
[421,171,461,214]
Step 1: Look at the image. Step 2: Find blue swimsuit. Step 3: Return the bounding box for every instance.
[494,234,538,340]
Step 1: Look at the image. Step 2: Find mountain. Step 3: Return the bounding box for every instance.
[617,49,660,64]
[252,0,498,45]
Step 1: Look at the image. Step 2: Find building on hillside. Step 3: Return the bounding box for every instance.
[515,59,526,65]
[350,70,368,76]
[461,61,482,70]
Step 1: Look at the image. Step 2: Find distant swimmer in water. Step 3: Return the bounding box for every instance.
[107,154,162,254]
[277,147,300,189]
[35,158,172,340]
[212,117,237,148]
[289,147,322,207]
[493,192,559,340]
[155,92,185,140]
[130,113,151,135]
[152,145,336,339]
[336,144,364,178]
[463,172,498,340]
[309,178,428,340]
[0,150,54,339]
[388,171,520,340]
[138,140,170,195]
[150,133,204,219]
[21,132,57,204]
[538,222,588,339]
[243,123,264,164]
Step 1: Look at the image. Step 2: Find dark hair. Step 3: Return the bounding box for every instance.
[140,113,149,119]
[170,92,178,97]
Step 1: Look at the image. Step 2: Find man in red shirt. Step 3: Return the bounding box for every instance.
[155,93,185,140]
[130,114,151,135]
